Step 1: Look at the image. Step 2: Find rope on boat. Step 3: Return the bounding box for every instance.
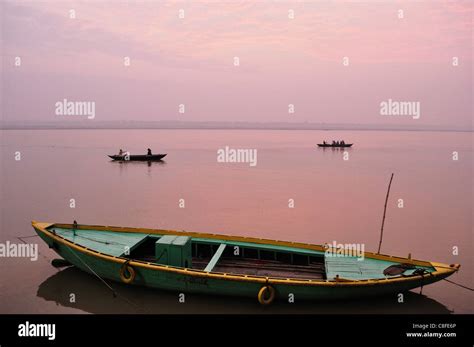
[413,267,473,292]
[68,233,126,246]
[64,245,117,295]
[63,244,149,313]
[17,235,60,273]
[442,278,474,292]
[17,234,40,239]
[413,268,432,295]
[412,264,474,292]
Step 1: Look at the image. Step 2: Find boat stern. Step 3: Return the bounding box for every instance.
[31,221,56,245]
[414,261,462,288]
[31,221,54,233]
[431,262,461,278]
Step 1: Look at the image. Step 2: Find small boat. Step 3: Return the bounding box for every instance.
[108,154,167,161]
[32,221,460,304]
[317,143,353,148]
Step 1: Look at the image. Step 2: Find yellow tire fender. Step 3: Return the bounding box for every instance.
[120,262,136,284]
[258,285,276,305]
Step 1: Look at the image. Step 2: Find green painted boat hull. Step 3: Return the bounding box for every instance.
[33,222,460,302]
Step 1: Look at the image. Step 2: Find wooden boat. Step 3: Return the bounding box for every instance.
[317,143,353,148]
[108,154,167,161]
[32,221,460,304]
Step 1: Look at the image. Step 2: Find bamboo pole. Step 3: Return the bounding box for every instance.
[377,173,394,254]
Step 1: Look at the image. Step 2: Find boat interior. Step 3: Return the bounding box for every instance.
[127,235,327,280]
[45,226,437,281]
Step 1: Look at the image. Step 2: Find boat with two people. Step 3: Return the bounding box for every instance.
[108,148,167,161]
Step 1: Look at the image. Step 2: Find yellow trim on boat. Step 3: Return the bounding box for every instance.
[32,221,459,287]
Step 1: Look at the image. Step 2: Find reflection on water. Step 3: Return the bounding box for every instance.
[37,266,452,314]
[318,147,353,151]
[109,160,167,167]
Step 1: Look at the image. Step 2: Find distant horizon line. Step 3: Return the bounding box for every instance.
[1,120,472,132]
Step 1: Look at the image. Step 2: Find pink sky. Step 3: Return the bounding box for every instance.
[2,1,472,129]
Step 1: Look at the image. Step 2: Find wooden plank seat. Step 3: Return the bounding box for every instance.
[204,244,227,272]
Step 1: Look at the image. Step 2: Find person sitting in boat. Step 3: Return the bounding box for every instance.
[341,140,345,145]
[118,149,124,156]
[147,148,152,155]
[323,141,327,145]
[332,140,336,145]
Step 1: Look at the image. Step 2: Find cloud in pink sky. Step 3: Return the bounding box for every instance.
[1,0,472,129]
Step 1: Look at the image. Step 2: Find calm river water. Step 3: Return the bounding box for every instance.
[0,129,472,313]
